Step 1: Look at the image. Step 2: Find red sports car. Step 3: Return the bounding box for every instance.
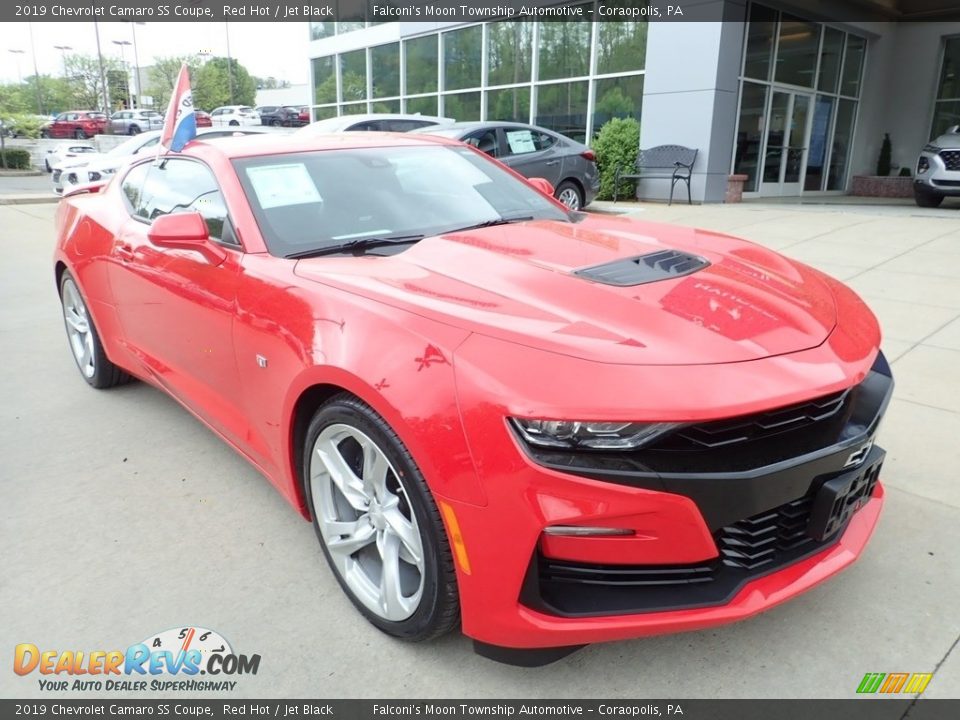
[53,132,891,665]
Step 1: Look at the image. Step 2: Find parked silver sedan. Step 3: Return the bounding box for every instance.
[109,109,163,135]
[412,121,600,210]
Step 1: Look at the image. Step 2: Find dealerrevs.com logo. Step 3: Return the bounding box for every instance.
[14,626,261,692]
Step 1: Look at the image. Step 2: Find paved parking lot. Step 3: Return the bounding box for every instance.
[1,201,958,699]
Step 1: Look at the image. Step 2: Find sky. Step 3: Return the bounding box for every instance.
[0,21,310,86]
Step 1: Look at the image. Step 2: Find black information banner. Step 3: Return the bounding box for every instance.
[1,700,959,719]
[6,0,960,23]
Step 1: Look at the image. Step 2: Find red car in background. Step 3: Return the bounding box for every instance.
[41,111,107,139]
[195,110,213,128]
[52,132,891,665]
[298,107,310,125]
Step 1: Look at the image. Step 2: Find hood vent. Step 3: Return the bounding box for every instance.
[573,249,710,287]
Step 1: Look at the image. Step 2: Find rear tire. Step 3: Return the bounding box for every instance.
[128,125,140,135]
[555,180,584,211]
[74,129,86,139]
[303,394,459,641]
[59,271,130,389]
[914,187,944,208]
[271,119,282,127]
[40,129,50,139]
[229,120,239,127]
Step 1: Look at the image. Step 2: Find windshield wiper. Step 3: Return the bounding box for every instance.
[285,234,425,259]
[445,214,535,233]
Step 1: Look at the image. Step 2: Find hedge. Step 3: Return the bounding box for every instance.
[593,117,641,201]
[0,148,32,170]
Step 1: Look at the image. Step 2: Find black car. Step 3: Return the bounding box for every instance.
[257,106,305,127]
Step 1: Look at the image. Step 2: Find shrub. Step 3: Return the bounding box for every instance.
[1,113,45,139]
[898,166,912,177]
[876,133,892,176]
[592,117,640,201]
[0,148,31,170]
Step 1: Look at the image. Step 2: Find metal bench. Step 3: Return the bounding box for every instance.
[615,145,699,205]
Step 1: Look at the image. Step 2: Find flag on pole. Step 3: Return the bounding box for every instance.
[160,63,197,152]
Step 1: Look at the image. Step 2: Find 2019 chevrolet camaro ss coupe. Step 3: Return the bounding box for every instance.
[54,132,892,665]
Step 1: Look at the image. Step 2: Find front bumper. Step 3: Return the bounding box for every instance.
[915,148,960,195]
[446,349,891,650]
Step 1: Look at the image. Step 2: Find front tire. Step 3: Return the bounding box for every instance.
[74,129,87,139]
[303,395,459,641]
[914,186,944,208]
[128,124,140,135]
[229,120,239,127]
[555,180,584,210]
[59,272,129,389]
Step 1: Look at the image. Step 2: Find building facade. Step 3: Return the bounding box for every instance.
[307,2,960,202]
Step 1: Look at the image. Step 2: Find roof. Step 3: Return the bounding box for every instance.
[298,113,454,135]
[186,130,459,160]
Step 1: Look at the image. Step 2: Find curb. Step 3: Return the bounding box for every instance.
[0,195,59,205]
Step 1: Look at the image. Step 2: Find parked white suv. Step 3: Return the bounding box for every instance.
[915,125,960,207]
[210,105,260,127]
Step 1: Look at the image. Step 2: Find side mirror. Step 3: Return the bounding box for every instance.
[528,177,555,197]
[147,212,226,265]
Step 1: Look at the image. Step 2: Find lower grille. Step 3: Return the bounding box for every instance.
[940,150,960,171]
[52,169,62,183]
[525,451,884,617]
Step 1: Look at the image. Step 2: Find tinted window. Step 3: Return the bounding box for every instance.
[121,162,151,214]
[136,159,233,243]
[463,129,499,157]
[381,119,434,132]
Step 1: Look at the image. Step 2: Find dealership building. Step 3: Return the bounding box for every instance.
[307,2,960,203]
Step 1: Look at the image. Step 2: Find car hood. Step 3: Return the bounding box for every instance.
[293,216,839,365]
[931,132,960,149]
[55,152,108,171]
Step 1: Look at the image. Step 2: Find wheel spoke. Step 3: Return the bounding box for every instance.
[382,504,422,567]
[326,519,375,556]
[360,438,390,499]
[377,531,407,619]
[314,439,368,511]
[64,310,87,334]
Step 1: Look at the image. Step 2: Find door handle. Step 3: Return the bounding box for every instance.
[115,243,135,261]
[545,160,560,166]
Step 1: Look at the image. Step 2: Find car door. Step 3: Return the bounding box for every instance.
[499,127,564,186]
[109,157,249,446]
[460,128,502,159]
[55,113,75,138]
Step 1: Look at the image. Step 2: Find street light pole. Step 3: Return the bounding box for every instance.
[27,22,44,114]
[8,49,24,84]
[130,22,145,109]
[112,40,132,109]
[93,21,111,120]
[53,45,72,79]
[225,22,235,105]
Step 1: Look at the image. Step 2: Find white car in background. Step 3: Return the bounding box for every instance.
[209,105,260,127]
[44,142,97,172]
[53,127,280,195]
[297,113,455,135]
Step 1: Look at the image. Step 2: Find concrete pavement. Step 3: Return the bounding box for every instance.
[1,202,957,699]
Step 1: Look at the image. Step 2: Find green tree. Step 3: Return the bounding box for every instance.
[148,55,200,109]
[194,57,256,109]
[64,53,122,111]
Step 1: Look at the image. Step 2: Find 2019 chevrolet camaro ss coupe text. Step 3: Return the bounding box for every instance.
[54,132,892,665]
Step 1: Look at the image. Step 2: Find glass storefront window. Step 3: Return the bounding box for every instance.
[743,4,777,81]
[337,21,365,34]
[840,35,866,97]
[404,35,438,95]
[341,102,367,115]
[538,18,591,81]
[596,21,648,75]
[443,91,481,121]
[313,106,337,121]
[931,100,960,138]
[775,16,820,88]
[487,21,533,87]
[938,37,960,99]
[734,82,769,192]
[406,95,438,116]
[310,23,334,41]
[805,95,834,191]
[372,99,401,113]
[818,28,844,94]
[828,99,856,190]
[486,87,531,123]
[312,56,336,105]
[593,75,643,135]
[443,26,482,91]
[340,50,367,102]
[371,43,399,99]
[535,81,589,143]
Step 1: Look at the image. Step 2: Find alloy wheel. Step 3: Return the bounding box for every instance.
[61,278,95,379]
[558,187,581,210]
[310,423,425,622]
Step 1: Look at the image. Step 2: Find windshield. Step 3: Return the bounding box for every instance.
[233,144,570,257]
[108,133,160,157]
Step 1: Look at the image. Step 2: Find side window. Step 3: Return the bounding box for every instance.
[532,131,557,151]
[133,136,160,154]
[120,162,151,215]
[464,129,499,157]
[55,113,67,122]
[348,121,380,131]
[138,159,235,244]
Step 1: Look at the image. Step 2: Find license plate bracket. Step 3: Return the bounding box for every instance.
[807,447,884,541]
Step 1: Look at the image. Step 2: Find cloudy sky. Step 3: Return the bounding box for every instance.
[0,21,310,85]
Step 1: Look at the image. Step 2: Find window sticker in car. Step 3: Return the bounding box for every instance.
[505,130,537,154]
[245,163,323,209]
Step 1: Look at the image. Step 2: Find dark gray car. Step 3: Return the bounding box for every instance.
[412,121,599,210]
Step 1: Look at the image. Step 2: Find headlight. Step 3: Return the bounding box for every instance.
[510,417,681,450]
[918,156,930,173]
[922,144,941,154]
[88,171,101,181]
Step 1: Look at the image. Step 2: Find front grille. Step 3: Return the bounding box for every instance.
[526,451,884,617]
[940,150,960,171]
[666,388,851,451]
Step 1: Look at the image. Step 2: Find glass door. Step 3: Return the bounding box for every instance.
[759,90,812,196]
